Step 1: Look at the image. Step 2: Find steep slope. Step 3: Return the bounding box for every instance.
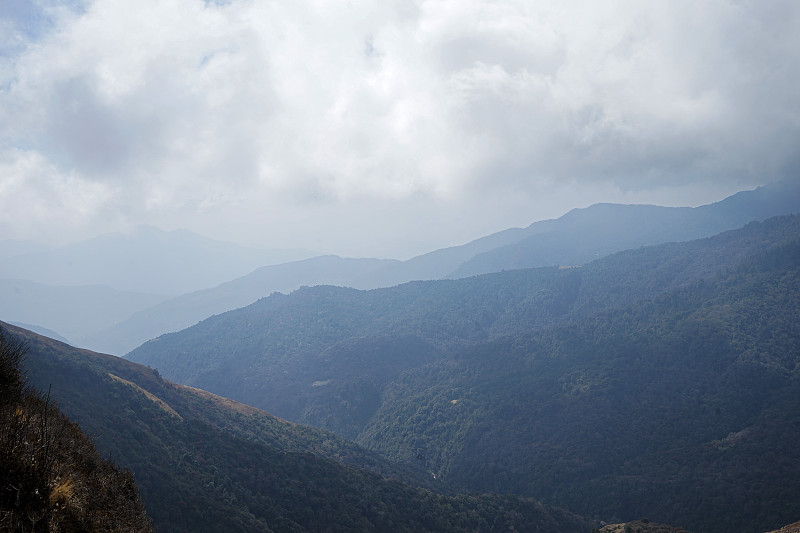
[358,237,800,533]
[128,216,800,440]
[0,328,153,532]
[5,323,591,533]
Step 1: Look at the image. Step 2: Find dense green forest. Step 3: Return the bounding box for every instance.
[7,323,591,532]
[358,237,800,532]
[0,328,153,532]
[4,215,798,531]
[127,215,800,532]
[129,215,800,439]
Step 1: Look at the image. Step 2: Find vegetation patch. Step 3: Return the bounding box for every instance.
[108,372,182,419]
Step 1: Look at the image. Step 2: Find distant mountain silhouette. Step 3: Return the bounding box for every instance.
[85,255,397,354]
[7,320,71,343]
[0,224,314,296]
[0,239,51,260]
[92,180,800,355]
[126,215,800,533]
[4,181,798,355]
[449,179,800,277]
[0,278,164,345]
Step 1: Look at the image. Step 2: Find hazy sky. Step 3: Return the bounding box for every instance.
[1,0,799,258]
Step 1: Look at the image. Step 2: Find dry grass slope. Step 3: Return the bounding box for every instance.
[766,521,800,533]
[0,327,153,532]
[598,520,691,533]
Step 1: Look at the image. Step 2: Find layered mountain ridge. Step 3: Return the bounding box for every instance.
[2,180,798,355]
[127,214,800,532]
[1,200,798,531]
[5,322,591,533]
[103,179,800,354]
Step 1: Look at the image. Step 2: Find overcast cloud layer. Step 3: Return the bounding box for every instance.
[1,0,799,257]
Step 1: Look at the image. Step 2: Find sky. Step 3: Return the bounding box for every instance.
[1,0,799,259]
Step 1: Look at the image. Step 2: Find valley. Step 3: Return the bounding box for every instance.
[4,4,800,530]
[5,322,591,533]
[1,185,799,532]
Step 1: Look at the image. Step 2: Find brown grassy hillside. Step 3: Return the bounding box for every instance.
[0,327,153,532]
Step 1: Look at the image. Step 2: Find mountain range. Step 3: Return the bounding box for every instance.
[127,214,800,533]
[1,188,798,531]
[127,215,800,434]
[6,322,591,533]
[76,179,800,354]
[0,226,314,348]
[0,224,313,296]
[0,278,165,344]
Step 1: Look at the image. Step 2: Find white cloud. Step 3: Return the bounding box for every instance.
[0,0,798,255]
[0,147,117,242]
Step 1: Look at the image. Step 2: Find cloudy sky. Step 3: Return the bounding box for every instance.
[1,0,798,258]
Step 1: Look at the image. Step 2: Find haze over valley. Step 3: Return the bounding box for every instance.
[2,1,800,532]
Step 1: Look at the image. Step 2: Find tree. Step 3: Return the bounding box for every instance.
[0,325,153,532]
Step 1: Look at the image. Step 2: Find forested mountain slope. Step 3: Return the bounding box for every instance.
[87,180,799,355]
[0,328,153,532]
[128,215,800,441]
[84,255,398,355]
[358,235,800,533]
[5,323,591,533]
